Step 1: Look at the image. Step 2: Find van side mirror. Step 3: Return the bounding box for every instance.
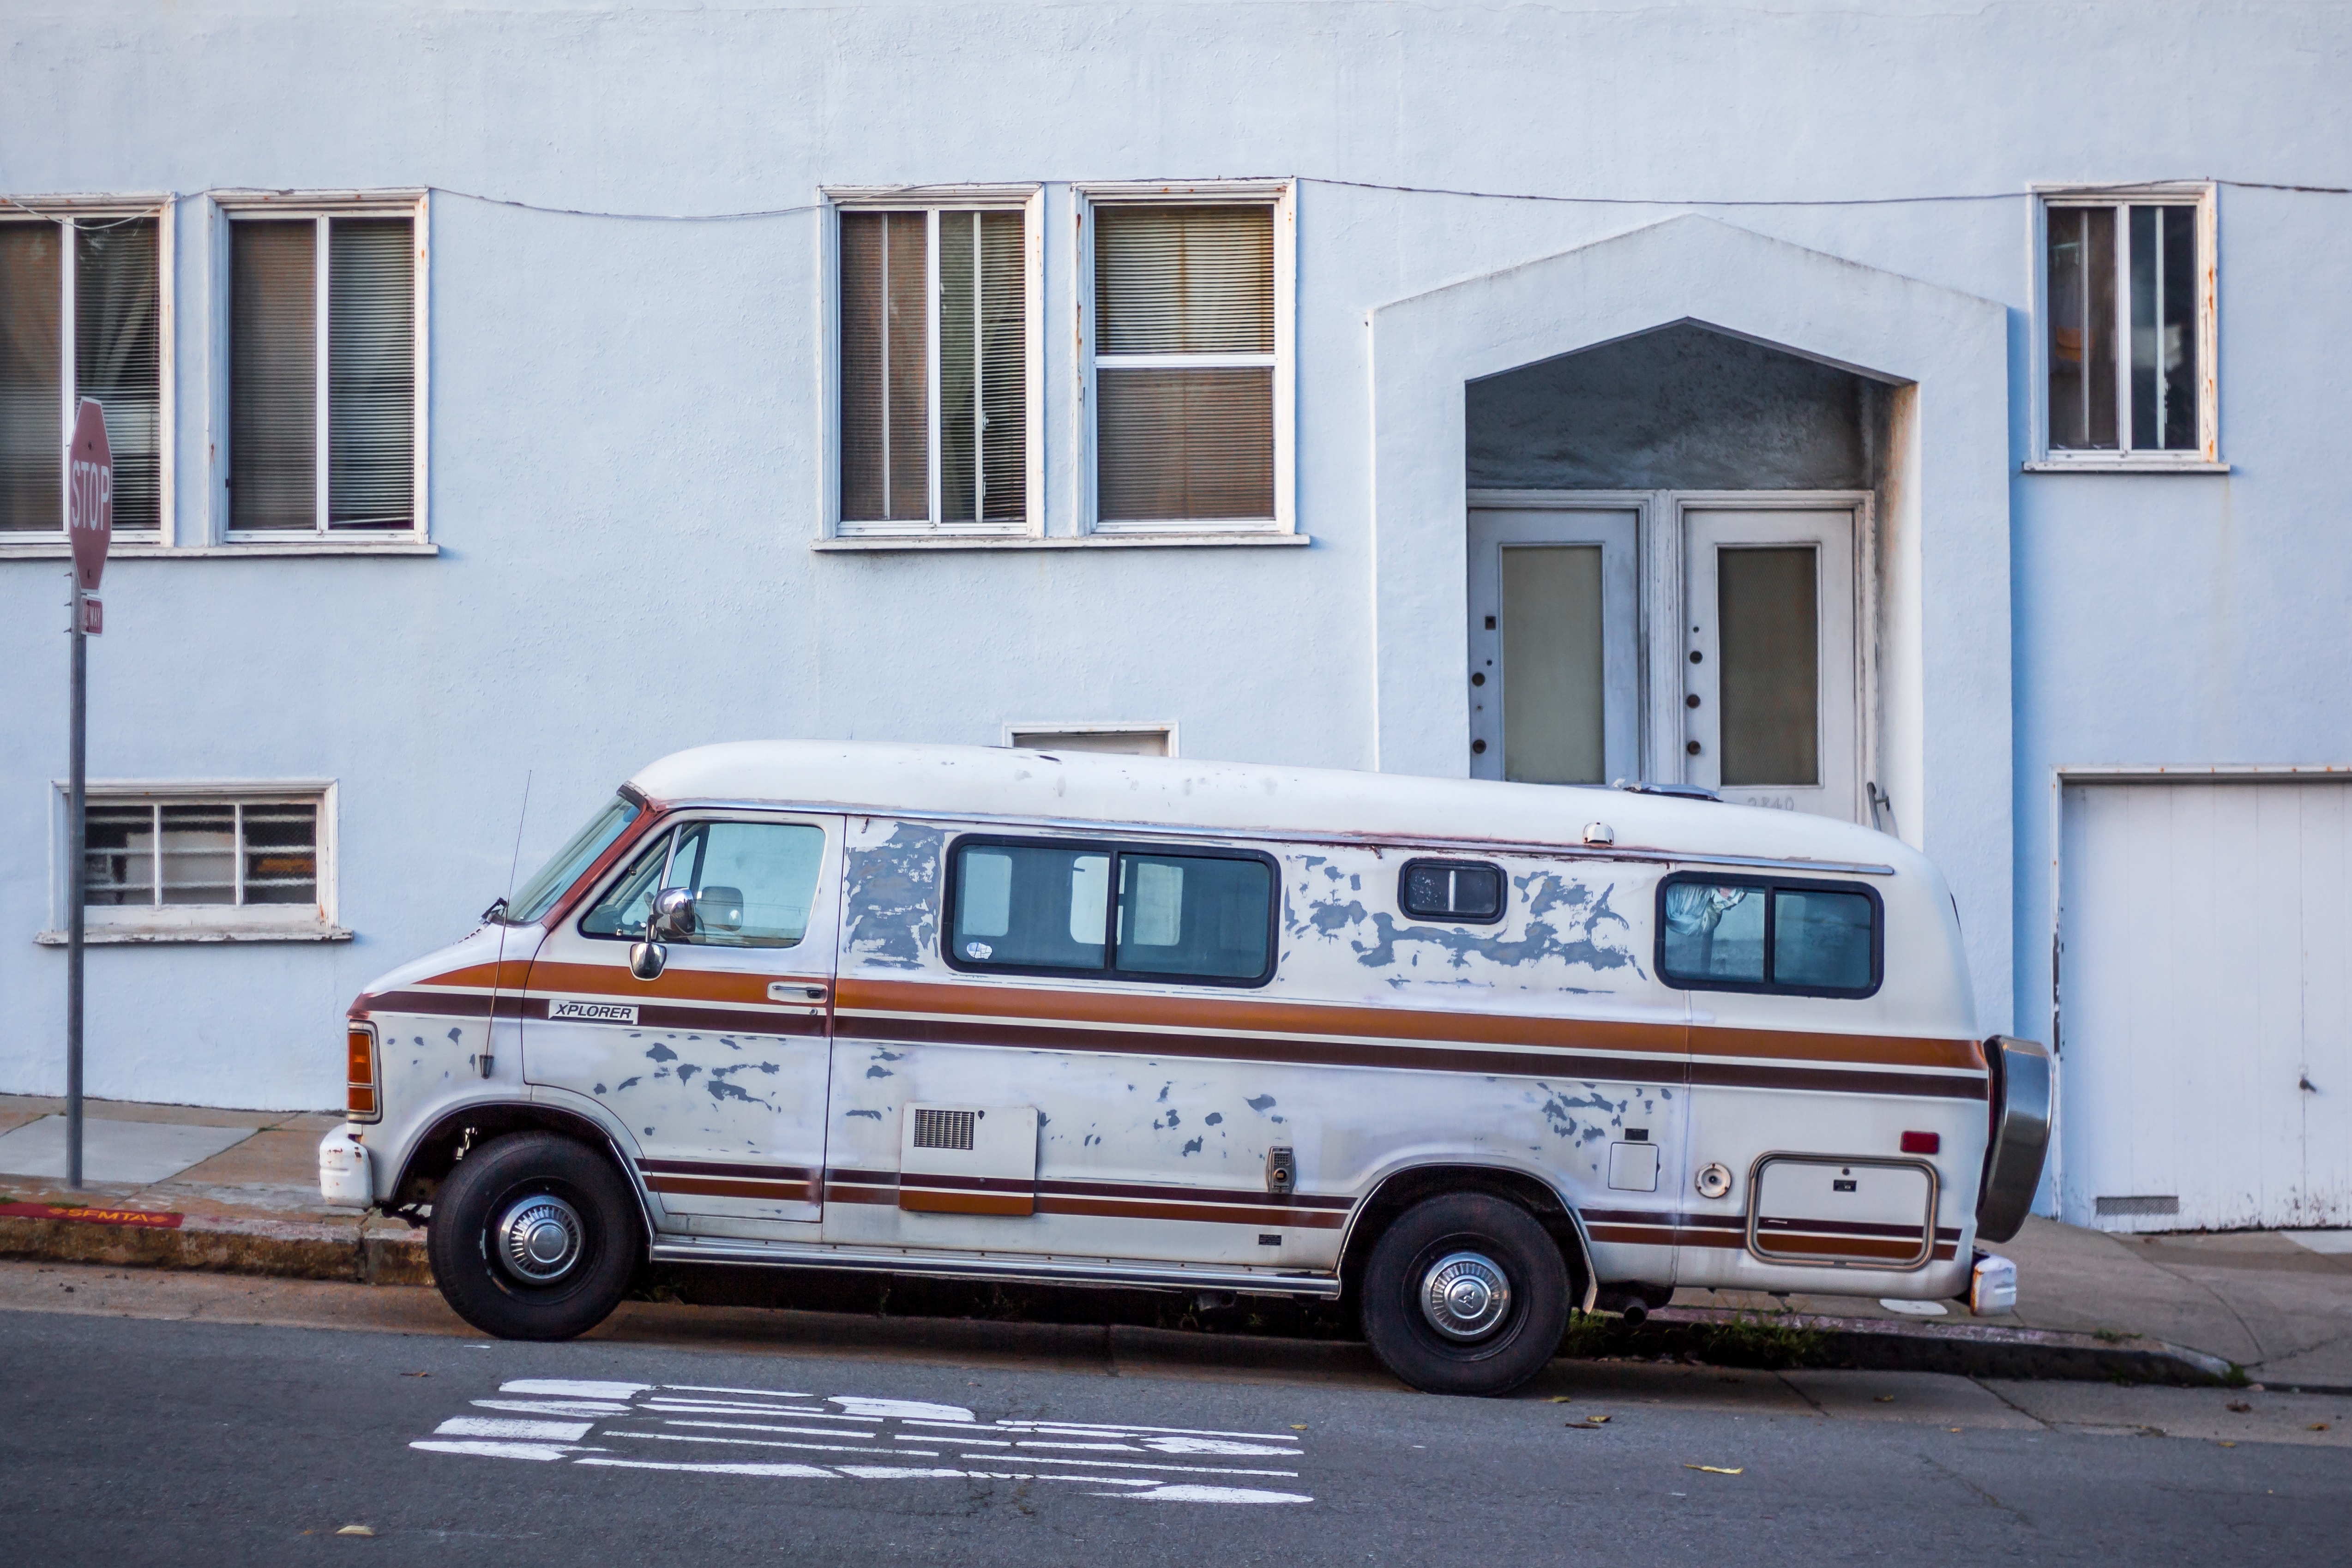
[628,939,666,981]
[648,887,698,942]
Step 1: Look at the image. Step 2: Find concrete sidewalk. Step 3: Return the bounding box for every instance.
[3,1092,2346,1388]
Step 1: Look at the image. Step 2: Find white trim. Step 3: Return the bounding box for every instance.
[0,541,439,560]
[1077,180,1297,537]
[1000,721,1181,757]
[811,531,1308,553]
[2027,181,2219,467]
[213,191,432,547]
[823,187,1046,540]
[46,778,341,937]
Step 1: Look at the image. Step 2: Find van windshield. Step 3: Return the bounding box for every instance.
[504,796,641,923]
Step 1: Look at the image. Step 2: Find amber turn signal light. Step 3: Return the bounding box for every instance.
[346,1026,379,1121]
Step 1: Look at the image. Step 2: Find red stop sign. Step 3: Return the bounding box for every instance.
[68,399,112,593]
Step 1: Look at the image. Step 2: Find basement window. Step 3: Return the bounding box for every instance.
[43,786,346,943]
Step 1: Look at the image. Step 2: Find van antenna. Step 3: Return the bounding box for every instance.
[481,770,532,1079]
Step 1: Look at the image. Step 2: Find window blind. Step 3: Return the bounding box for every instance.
[939,210,1027,523]
[1094,206,1273,353]
[838,211,932,523]
[328,218,415,528]
[0,223,61,531]
[231,221,317,530]
[1096,366,1273,521]
[74,219,161,533]
[1093,204,1275,523]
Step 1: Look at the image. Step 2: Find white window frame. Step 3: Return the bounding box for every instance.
[209,190,432,549]
[820,185,1044,540]
[1001,721,1180,757]
[40,779,348,944]
[0,194,176,552]
[1075,180,1296,538]
[2026,182,2221,472]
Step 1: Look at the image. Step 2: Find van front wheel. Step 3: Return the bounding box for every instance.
[1359,1193,1569,1396]
[427,1131,640,1341]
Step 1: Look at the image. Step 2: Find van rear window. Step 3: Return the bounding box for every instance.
[947,837,1275,985]
[1658,874,1880,998]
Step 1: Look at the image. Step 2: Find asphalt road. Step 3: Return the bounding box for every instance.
[1,1274,2346,1565]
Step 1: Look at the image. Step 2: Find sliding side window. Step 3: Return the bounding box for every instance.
[947,837,1275,985]
[1657,873,1880,998]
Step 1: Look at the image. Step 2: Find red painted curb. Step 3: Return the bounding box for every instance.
[0,1202,184,1230]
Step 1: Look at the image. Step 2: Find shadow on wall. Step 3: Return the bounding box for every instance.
[1467,320,1891,491]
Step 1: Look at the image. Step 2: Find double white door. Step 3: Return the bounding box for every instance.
[1469,497,1861,823]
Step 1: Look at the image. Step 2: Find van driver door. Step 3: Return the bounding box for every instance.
[523,812,842,1231]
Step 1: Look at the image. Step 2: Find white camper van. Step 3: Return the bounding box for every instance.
[321,742,2048,1395]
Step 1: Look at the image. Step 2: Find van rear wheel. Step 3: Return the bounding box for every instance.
[1359,1193,1569,1396]
[426,1131,640,1341]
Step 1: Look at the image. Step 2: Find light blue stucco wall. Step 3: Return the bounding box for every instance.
[2,1,2347,1108]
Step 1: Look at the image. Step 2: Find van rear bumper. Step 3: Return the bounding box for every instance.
[319,1127,375,1208]
[1975,1035,2052,1243]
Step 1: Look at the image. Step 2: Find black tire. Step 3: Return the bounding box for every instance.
[1359,1193,1570,1396]
[427,1131,641,1341]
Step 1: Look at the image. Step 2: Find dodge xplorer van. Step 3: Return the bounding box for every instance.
[320,742,2050,1396]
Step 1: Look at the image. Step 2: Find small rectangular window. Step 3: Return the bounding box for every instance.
[838,206,1028,532]
[55,787,340,943]
[0,213,162,536]
[1091,201,1280,529]
[2042,192,2211,461]
[228,210,418,536]
[1658,874,1880,997]
[947,838,1275,984]
[1399,859,1506,924]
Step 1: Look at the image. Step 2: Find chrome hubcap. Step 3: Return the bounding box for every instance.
[1420,1250,1511,1340]
[495,1193,585,1283]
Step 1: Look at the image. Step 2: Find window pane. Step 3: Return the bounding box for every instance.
[950,843,1108,970]
[159,805,236,906]
[979,210,1025,520]
[1115,853,1271,980]
[0,222,62,531]
[2048,206,2118,451]
[939,212,977,521]
[1500,545,1605,785]
[1094,206,1273,354]
[83,804,154,907]
[75,217,161,531]
[2129,205,2159,451]
[1400,860,1504,922]
[885,211,928,521]
[2160,205,2199,451]
[1717,547,1819,787]
[839,212,886,521]
[1096,366,1272,521]
[581,832,671,938]
[666,821,825,948]
[231,221,317,531]
[328,217,415,528]
[839,212,930,524]
[511,797,640,922]
[1660,883,1764,984]
[1772,888,1874,990]
[241,804,319,906]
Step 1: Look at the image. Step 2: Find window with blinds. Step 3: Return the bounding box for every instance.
[0,215,161,536]
[1092,204,1276,527]
[839,208,1027,530]
[229,212,417,535]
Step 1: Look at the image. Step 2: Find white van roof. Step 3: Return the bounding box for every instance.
[628,740,1918,875]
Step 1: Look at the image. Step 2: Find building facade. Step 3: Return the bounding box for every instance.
[3,0,2346,1229]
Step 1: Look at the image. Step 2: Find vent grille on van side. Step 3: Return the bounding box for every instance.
[913,1108,977,1151]
[2095,1195,2180,1217]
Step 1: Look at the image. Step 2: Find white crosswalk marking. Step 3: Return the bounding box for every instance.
[409,1380,1312,1504]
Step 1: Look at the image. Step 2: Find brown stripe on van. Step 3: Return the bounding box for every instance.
[644,1176,816,1201]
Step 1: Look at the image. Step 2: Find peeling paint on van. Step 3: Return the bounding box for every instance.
[844,821,946,970]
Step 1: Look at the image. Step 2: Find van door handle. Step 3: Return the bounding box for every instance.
[770,982,829,1003]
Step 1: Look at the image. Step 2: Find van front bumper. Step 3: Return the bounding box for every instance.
[319,1126,375,1208]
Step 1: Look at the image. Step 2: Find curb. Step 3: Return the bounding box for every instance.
[0,1208,2236,1387]
[0,1208,428,1287]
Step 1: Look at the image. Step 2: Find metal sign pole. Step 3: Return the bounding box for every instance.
[66,577,85,1190]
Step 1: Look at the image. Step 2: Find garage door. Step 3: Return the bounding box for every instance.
[2058,779,2351,1232]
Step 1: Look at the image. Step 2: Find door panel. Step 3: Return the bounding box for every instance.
[1468,508,1639,785]
[2059,781,2352,1231]
[1682,508,1858,821]
[523,812,843,1229]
